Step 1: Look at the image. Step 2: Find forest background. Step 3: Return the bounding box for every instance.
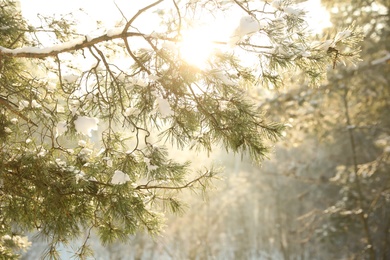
[0,0,388,259]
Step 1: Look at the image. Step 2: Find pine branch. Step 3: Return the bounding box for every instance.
[135,170,214,191]
[0,32,143,59]
[0,96,38,127]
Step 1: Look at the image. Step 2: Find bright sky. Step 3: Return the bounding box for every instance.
[19,0,165,36]
[19,0,331,68]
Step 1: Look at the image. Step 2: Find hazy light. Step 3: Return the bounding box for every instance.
[302,0,332,34]
[178,28,217,68]
[18,0,332,70]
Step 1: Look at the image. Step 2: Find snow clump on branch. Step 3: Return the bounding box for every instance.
[111,170,131,185]
[74,116,99,137]
[229,15,261,46]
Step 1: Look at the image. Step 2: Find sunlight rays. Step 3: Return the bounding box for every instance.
[178,28,216,68]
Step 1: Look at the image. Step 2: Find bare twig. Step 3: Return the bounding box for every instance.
[233,0,252,16]
[172,0,182,38]
[123,37,152,75]
[113,1,128,23]
[122,0,165,34]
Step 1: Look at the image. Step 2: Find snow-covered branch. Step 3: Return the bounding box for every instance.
[0,0,167,60]
[0,31,152,59]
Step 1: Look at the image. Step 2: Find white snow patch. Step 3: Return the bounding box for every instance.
[106,26,125,37]
[78,140,87,147]
[74,116,99,137]
[4,127,12,134]
[156,97,174,117]
[55,158,67,167]
[0,37,85,55]
[312,39,334,50]
[144,157,158,171]
[75,170,86,183]
[31,100,41,109]
[80,147,92,157]
[284,7,304,16]
[111,170,131,185]
[229,15,261,46]
[37,147,47,157]
[334,30,352,42]
[69,100,80,115]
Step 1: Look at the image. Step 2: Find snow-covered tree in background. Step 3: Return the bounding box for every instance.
[0,0,362,258]
[260,0,390,259]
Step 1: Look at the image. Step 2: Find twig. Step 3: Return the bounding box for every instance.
[122,0,164,34]
[172,0,182,38]
[233,0,252,16]
[0,96,38,127]
[135,170,212,190]
[113,1,128,23]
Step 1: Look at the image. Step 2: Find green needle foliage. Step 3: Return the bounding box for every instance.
[0,0,362,258]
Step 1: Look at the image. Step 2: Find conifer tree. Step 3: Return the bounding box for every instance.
[262,0,389,259]
[0,0,362,258]
[317,1,390,259]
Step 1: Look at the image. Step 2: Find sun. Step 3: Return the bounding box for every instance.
[175,0,332,69]
[178,28,217,68]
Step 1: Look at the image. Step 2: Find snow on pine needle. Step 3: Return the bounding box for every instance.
[111,170,131,185]
[229,15,261,46]
[156,97,174,118]
[74,116,99,137]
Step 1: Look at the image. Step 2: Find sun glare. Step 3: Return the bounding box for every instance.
[19,0,331,71]
[302,0,332,34]
[178,28,217,68]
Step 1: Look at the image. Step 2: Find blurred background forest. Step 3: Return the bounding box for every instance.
[22,0,389,259]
